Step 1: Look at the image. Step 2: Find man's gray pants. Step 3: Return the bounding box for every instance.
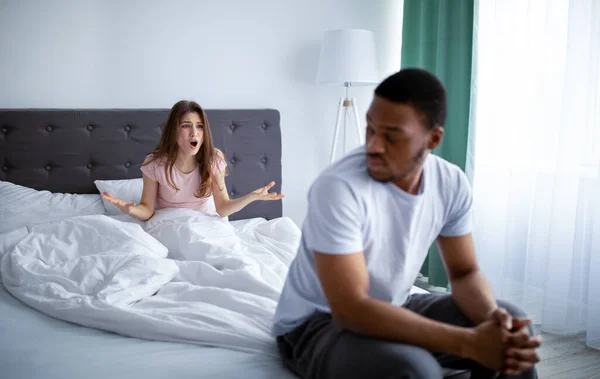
[276,293,538,379]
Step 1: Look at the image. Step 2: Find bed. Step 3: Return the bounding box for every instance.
[0,108,297,379]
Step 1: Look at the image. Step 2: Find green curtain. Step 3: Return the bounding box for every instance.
[400,0,475,289]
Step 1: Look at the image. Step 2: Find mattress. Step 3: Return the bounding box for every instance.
[0,285,295,379]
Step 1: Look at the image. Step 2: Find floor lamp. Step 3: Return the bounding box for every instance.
[316,29,379,164]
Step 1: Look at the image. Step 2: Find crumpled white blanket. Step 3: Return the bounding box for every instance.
[1,209,301,356]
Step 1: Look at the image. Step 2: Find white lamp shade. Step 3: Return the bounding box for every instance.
[316,29,379,85]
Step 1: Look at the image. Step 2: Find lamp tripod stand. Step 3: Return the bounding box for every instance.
[330,82,365,164]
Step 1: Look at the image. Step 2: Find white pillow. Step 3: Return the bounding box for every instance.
[0,181,106,233]
[94,178,143,215]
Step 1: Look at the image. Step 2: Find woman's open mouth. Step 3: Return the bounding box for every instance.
[190,140,198,148]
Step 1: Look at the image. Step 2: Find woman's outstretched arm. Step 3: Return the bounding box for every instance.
[211,171,283,217]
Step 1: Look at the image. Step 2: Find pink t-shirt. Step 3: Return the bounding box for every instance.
[140,152,226,214]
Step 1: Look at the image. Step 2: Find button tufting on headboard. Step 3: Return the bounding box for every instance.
[0,108,282,221]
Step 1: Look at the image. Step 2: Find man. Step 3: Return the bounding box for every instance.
[272,68,541,379]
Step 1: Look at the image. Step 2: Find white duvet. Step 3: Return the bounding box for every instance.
[0,209,300,356]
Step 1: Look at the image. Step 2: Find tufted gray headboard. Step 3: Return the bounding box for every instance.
[0,109,282,221]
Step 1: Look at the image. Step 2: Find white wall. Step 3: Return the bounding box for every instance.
[0,0,403,225]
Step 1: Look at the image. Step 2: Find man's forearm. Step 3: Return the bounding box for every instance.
[340,297,474,357]
[450,269,497,325]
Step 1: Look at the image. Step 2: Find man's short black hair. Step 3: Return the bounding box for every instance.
[374,68,447,129]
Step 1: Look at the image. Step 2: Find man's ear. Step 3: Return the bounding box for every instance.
[427,126,444,150]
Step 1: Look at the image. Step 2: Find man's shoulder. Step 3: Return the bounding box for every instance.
[426,154,470,189]
[310,148,371,196]
[427,153,463,174]
[322,146,370,180]
[425,155,472,217]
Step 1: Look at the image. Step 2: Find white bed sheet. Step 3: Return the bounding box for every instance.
[0,284,296,379]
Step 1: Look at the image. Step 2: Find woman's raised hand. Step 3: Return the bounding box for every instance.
[250,181,284,201]
[101,192,136,215]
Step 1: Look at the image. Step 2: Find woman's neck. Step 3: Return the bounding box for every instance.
[174,154,198,174]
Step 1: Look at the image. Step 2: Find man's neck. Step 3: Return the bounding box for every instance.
[393,167,424,195]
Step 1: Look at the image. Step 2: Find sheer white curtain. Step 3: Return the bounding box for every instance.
[469,0,600,349]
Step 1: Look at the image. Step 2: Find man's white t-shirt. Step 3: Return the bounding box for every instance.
[272,146,473,337]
